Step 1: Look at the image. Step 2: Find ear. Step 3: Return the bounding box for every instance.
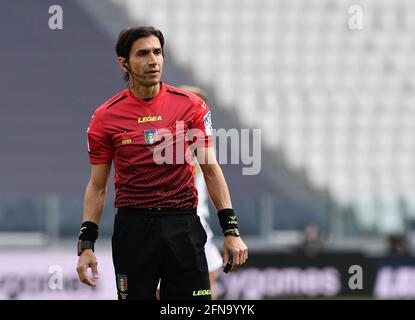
[117,57,129,72]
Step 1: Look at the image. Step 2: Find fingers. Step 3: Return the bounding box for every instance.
[76,254,98,287]
[91,262,99,279]
[224,239,248,272]
[241,244,248,264]
[222,250,230,268]
[230,256,239,272]
[76,265,96,287]
[230,248,241,272]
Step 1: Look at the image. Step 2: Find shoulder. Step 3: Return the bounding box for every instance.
[164,84,204,107]
[93,89,129,117]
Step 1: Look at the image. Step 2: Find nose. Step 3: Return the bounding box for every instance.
[148,52,157,65]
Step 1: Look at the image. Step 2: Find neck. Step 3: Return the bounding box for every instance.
[129,82,160,100]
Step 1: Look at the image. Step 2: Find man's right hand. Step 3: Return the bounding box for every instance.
[76,249,99,287]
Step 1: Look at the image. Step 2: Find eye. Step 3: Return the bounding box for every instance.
[155,49,162,55]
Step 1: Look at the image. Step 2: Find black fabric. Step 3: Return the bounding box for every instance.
[112,208,211,300]
[77,240,95,256]
[118,207,197,214]
[78,221,99,242]
[217,208,239,232]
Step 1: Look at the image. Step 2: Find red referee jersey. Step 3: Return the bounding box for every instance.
[87,82,213,208]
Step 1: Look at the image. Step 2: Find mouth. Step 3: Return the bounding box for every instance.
[146,70,160,75]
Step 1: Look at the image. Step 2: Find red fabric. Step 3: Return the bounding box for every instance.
[87,82,213,208]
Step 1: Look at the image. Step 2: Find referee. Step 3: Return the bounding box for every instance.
[76,26,248,300]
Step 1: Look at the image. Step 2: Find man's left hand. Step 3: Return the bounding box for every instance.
[223,236,248,272]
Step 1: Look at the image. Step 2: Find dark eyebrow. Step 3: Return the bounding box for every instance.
[135,47,162,55]
[136,49,150,55]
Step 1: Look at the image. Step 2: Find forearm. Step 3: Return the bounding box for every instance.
[83,180,107,224]
[202,164,232,211]
[202,164,247,271]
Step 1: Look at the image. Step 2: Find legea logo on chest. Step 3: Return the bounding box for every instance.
[138,116,162,123]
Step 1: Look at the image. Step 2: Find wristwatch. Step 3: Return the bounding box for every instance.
[77,240,95,256]
[224,229,240,237]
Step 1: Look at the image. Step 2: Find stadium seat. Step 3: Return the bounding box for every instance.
[118,0,415,235]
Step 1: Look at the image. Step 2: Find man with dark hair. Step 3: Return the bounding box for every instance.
[115,26,165,82]
[76,26,248,300]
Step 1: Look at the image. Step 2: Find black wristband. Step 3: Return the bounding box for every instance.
[78,221,99,242]
[217,208,239,233]
[77,240,95,256]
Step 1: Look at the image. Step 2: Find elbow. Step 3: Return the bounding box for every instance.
[88,179,107,196]
[200,163,221,180]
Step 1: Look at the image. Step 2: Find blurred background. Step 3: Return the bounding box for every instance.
[1,0,415,299]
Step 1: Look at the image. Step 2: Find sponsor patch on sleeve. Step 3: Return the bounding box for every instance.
[203,111,213,136]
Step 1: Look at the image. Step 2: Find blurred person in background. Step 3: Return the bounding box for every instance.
[387,234,410,256]
[298,223,324,257]
[75,26,248,300]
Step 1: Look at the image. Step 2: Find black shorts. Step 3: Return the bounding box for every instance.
[112,207,211,300]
